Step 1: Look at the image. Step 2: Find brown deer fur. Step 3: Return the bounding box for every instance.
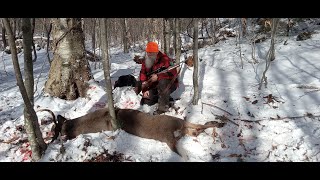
[44,108,225,156]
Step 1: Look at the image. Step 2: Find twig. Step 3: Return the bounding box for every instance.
[201,102,203,114]
[202,102,233,116]
[211,112,239,127]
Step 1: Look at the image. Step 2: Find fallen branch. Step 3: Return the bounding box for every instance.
[211,112,239,127]
[202,102,233,116]
[233,113,320,123]
[0,136,20,144]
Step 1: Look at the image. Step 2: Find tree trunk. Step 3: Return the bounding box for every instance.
[3,18,47,161]
[122,18,129,53]
[200,18,204,38]
[11,18,16,39]
[1,20,7,49]
[44,18,93,100]
[211,18,216,45]
[241,18,247,37]
[169,18,174,56]
[258,18,280,90]
[100,18,118,130]
[173,18,177,55]
[192,18,199,105]
[46,22,52,65]
[175,18,182,71]
[31,18,37,62]
[91,19,96,52]
[163,18,170,55]
[16,19,22,38]
[91,19,97,70]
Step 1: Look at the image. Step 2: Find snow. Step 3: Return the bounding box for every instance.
[1,19,320,162]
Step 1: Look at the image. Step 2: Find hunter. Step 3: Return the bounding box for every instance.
[139,42,179,114]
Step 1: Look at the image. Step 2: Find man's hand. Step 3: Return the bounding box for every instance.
[143,90,149,98]
[150,74,158,82]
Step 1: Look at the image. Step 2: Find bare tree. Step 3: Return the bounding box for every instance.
[3,18,47,161]
[45,21,52,65]
[31,18,37,62]
[11,18,16,39]
[211,18,217,45]
[100,18,118,130]
[163,18,170,55]
[169,18,174,56]
[121,18,129,53]
[44,18,93,100]
[175,18,182,71]
[192,18,199,105]
[1,20,7,49]
[241,18,247,37]
[258,18,280,90]
[91,18,96,52]
[173,18,176,55]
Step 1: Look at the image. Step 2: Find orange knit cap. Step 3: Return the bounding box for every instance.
[146,42,159,53]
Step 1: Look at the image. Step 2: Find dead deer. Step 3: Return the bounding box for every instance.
[41,108,225,156]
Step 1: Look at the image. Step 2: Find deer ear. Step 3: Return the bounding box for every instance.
[57,115,66,124]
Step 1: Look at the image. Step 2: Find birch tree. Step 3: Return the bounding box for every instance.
[100,18,118,130]
[44,18,92,100]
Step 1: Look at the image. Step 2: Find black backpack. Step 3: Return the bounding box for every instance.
[114,74,142,94]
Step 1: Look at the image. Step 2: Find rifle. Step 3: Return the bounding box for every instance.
[141,60,187,93]
[146,63,180,77]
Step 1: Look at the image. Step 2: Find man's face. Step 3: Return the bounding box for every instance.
[146,52,157,60]
[145,52,157,69]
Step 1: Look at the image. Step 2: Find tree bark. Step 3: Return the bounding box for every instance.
[192,18,199,105]
[31,18,37,62]
[3,18,47,161]
[11,18,16,39]
[91,19,96,52]
[175,18,182,71]
[1,20,7,49]
[45,22,52,65]
[169,18,174,56]
[163,18,170,55]
[44,18,93,100]
[121,18,129,53]
[100,18,118,130]
[241,18,247,37]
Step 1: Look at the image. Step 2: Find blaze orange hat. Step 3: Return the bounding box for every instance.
[146,42,159,53]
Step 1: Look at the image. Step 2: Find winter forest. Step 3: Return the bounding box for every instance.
[0,18,320,162]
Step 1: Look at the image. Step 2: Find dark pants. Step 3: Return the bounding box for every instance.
[140,79,177,111]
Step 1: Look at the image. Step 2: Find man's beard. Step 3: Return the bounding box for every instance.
[145,54,156,69]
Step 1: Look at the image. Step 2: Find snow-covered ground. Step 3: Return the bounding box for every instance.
[1,20,320,162]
